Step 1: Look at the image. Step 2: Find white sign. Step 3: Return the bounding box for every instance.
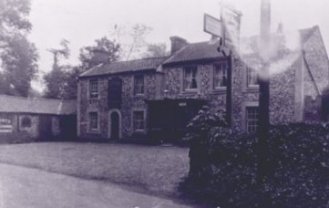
[221,7,242,48]
[204,13,223,38]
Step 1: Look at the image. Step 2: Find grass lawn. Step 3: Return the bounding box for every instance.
[0,142,189,197]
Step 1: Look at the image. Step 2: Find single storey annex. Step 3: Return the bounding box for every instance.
[0,95,76,143]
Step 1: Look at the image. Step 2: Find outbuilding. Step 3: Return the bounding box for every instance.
[0,95,76,143]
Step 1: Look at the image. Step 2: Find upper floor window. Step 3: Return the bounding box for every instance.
[133,111,145,132]
[89,79,99,99]
[89,112,99,131]
[247,67,259,87]
[246,106,258,133]
[213,62,228,89]
[183,66,198,91]
[134,74,144,95]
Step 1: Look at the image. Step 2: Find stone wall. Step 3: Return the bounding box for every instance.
[162,63,227,115]
[18,115,39,138]
[231,54,300,132]
[78,72,160,139]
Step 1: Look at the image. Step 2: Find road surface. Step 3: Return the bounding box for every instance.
[0,163,194,208]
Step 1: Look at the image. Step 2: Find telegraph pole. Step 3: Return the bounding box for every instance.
[258,0,271,181]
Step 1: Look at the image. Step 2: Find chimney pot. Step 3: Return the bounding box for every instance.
[170,36,188,54]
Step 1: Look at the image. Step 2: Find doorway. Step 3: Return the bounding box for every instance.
[109,110,121,140]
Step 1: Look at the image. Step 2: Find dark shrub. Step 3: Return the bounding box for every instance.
[180,108,329,208]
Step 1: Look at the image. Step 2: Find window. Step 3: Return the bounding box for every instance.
[134,74,144,95]
[21,116,32,128]
[89,112,98,131]
[246,107,258,133]
[213,62,228,89]
[89,79,99,99]
[0,114,13,133]
[183,66,198,91]
[247,67,259,87]
[133,111,145,131]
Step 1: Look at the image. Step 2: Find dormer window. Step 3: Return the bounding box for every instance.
[183,66,198,91]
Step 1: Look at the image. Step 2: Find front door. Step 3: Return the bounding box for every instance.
[110,112,119,139]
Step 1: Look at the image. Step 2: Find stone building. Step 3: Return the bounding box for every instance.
[78,25,329,141]
[0,95,76,143]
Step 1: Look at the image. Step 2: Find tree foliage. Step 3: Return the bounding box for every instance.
[0,0,32,34]
[111,24,152,60]
[143,43,168,58]
[44,40,72,99]
[44,36,120,99]
[0,0,38,97]
[181,113,329,208]
[79,36,120,70]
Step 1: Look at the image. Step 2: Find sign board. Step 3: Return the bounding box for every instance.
[221,7,242,48]
[204,13,223,38]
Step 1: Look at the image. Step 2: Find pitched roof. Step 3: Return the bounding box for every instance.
[80,57,167,78]
[164,26,324,65]
[163,41,222,65]
[0,95,76,115]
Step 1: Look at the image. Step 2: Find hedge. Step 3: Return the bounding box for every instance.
[180,106,329,208]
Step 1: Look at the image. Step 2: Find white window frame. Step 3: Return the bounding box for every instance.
[132,110,146,132]
[89,79,99,99]
[246,67,259,88]
[88,111,100,132]
[183,66,198,92]
[213,61,228,90]
[246,106,259,133]
[134,74,145,96]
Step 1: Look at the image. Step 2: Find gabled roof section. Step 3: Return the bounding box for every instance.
[80,57,167,78]
[163,40,222,65]
[0,95,76,115]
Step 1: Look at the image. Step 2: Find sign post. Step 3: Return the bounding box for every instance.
[204,13,223,38]
[203,6,241,126]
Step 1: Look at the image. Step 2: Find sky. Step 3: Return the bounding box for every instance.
[28,0,329,90]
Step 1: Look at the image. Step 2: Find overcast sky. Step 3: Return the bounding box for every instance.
[29,0,329,81]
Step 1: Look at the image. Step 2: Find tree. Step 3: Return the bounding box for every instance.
[0,0,38,97]
[0,0,32,35]
[111,24,152,60]
[79,36,120,70]
[143,43,168,58]
[48,39,70,71]
[0,34,38,96]
[44,40,71,99]
[44,37,121,99]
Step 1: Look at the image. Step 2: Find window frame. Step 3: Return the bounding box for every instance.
[183,65,198,92]
[89,79,99,99]
[0,113,13,133]
[88,111,99,132]
[246,67,259,89]
[246,106,259,133]
[134,74,145,96]
[213,61,228,90]
[132,110,146,132]
[21,116,32,128]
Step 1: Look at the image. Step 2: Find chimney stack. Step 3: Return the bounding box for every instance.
[170,36,188,54]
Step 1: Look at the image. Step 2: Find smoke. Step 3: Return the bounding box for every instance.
[237,29,303,77]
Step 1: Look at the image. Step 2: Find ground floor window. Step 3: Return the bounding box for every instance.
[89,112,99,131]
[133,111,145,132]
[0,113,13,133]
[246,107,258,133]
[21,116,32,128]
